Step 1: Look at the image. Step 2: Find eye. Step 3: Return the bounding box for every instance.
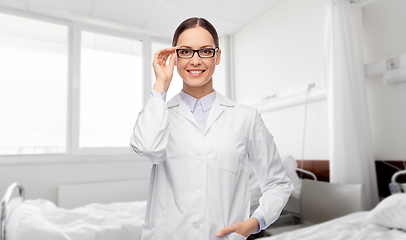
[179,49,191,55]
[200,48,214,56]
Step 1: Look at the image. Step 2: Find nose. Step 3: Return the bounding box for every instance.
[190,52,201,66]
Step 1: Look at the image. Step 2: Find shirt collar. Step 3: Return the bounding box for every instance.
[180,90,216,113]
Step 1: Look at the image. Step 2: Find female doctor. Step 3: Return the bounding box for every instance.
[130,17,293,240]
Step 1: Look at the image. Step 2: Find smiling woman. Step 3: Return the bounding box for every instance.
[174,27,221,98]
[130,17,293,240]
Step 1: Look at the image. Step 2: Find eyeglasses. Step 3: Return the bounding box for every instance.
[175,48,218,59]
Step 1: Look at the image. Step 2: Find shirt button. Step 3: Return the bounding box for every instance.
[197,106,202,110]
[197,157,204,162]
[193,222,200,229]
[196,189,202,195]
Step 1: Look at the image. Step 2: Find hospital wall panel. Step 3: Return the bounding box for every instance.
[363,0,406,161]
[0,159,152,204]
[233,0,406,162]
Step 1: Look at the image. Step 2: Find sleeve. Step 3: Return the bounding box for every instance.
[248,109,293,230]
[151,89,167,101]
[129,95,169,164]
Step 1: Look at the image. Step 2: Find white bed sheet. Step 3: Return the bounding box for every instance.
[6,198,146,240]
[263,212,406,240]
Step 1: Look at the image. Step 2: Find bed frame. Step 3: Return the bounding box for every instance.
[1,183,24,240]
[1,179,149,240]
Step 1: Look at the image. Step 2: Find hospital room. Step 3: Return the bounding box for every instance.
[0,0,405,239]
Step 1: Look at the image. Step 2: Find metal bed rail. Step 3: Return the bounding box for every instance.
[391,169,406,183]
[389,169,406,194]
[296,168,317,181]
[1,183,25,240]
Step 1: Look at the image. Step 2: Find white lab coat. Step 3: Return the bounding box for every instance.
[130,92,292,240]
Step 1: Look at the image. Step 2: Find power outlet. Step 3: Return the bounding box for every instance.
[386,56,399,70]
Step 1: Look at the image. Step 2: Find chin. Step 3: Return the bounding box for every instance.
[183,78,211,88]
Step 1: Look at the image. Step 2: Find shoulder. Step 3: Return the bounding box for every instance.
[216,92,258,117]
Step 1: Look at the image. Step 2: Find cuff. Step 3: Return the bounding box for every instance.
[151,89,167,101]
[251,213,266,234]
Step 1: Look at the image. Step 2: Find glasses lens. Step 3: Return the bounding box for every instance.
[199,48,214,58]
[178,49,193,58]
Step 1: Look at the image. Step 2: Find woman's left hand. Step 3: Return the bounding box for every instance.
[216,217,259,238]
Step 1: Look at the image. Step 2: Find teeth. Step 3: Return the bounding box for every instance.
[189,70,203,74]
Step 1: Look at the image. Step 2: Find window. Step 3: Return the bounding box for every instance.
[0,13,68,155]
[79,31,143,150]
[0,11,229,162]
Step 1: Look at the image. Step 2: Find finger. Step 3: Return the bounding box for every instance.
[169,50,177,67]
[216,225,235,237]
[161,47,177,62]
[155,47,176,66]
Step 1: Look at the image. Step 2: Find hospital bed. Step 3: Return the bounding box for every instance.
[1,181,147,240]
[260,170,406,240]
[1,168,275,240]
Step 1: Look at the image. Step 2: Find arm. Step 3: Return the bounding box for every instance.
[217,110,293,238]
[247,109,293,230]
[129,47,177,164]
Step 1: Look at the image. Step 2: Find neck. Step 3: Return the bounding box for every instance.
[182,79,214,99]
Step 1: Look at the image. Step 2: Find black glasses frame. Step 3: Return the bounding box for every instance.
[175,48,218,59]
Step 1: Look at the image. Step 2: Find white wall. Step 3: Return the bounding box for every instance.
[0,160,152,204]
[363,0,406,161]
[232,0,406,162]
[233,0,328,160]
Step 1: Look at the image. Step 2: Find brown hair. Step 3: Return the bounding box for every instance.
[172,17,219,48]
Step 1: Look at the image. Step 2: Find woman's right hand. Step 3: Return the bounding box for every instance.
[152,47,177,93]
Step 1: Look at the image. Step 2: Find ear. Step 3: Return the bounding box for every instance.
[215,48,221,65]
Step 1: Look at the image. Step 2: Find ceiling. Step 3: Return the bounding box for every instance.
[0,0,282,40]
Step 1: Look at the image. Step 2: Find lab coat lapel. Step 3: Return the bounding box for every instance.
[204,92,234,134]
[168,94,199,127]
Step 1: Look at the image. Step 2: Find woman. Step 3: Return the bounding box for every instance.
[130,17,293,240]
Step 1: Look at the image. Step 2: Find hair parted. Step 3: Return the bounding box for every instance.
[172,17,219,48]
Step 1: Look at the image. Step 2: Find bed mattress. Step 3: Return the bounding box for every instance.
[5,198,146,240]
[263,212,406,240]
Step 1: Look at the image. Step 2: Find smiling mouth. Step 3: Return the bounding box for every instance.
[187,70,205,74]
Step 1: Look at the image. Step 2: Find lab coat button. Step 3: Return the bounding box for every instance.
[193,222,200,229]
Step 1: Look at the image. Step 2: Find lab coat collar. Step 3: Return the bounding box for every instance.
[179,90,216,113]
[215,92,235,107]
[204,93,234,134]
[167,91,234,108]
[167,91,235,134]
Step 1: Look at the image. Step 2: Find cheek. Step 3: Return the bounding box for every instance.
[177,60,187,71]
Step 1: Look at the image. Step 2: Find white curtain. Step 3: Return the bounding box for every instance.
[324,0,379,210]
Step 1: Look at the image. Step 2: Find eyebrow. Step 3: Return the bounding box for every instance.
[179,45,214,49]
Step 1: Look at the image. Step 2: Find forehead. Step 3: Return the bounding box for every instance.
[177,27,215,48]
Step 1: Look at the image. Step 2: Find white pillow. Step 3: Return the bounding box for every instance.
[364,193,406,231]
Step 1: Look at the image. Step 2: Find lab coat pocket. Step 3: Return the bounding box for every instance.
[227,232,247,240]
[141,217,166,240]
[217,131,246,174]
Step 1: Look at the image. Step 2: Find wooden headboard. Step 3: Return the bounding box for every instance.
[295,160,406,197]
[296,160,329,182]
